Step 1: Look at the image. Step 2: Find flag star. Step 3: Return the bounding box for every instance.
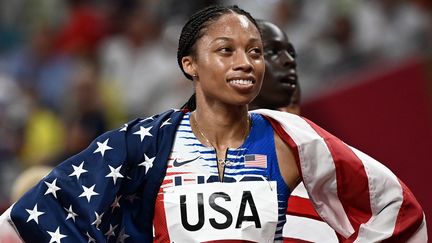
[79,184,99,202]
[142,117,154,122]
[119,123,128,132]
[69,161,88,180]
[104,224,118,239]
[105,165,124,185]
[133,126,153,141]
[138,154,155,174]
[160,118,171,128]
[63,205,78,222]
[117,228,130,243]
[110,195,122,212]
[44,179,61,198]
[47,227,67,243]
[91,211,104,229]
[26,204,45,224]
[86,232,96,243]
[93,138,113,157]
[126,194,139,203]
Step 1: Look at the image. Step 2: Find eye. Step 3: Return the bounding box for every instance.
[248,47,262,59]
[250,47,262,54]
[264,49,278,57]
[288,49,297,58]
[218,47,233,54]
[287,45,297,58]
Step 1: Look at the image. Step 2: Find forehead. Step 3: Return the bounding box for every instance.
[202,13,260,40]
[260,22,288,43]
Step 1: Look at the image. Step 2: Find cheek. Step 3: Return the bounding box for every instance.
[256,60,265,79]
[200,56,227,77]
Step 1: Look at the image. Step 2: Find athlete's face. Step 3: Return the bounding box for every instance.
[252,21,298,109]
[187,13,264,107]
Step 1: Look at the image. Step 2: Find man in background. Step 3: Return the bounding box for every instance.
[250,19,339,243]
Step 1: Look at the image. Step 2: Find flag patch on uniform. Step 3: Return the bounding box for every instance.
[244,154,267,168]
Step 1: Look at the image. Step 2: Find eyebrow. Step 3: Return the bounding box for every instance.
[210,37,262,45]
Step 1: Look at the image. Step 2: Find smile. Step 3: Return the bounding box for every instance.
[228,79,254,85]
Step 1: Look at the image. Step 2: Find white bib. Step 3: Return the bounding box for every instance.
[163,181,278,243]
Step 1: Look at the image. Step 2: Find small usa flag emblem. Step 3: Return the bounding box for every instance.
[244,154,267,168]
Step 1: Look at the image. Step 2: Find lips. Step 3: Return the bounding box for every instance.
[227,76,256,84]
[227,77,256,93]
[228,79,254,85]
[279,74,297,88]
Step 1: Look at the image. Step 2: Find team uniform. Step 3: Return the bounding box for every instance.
[0,109,426,242]
[154,113,290,242]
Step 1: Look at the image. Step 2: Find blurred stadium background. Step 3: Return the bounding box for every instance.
[0,0,431,237]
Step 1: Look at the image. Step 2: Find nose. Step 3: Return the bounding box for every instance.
[232,51,253,72]
[279,51,296,68]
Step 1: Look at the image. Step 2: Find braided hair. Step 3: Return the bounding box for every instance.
[178,5,260,111]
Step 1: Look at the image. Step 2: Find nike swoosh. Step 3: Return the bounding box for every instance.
[173,156,201,167]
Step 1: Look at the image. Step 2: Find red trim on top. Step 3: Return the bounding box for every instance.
[303,118,372,241]
[153,191,171,243]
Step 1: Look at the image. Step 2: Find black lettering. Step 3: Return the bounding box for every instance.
[180,193,205,231]
[239,176,265,182]
[208,192,232,229]
[235,191,261,228]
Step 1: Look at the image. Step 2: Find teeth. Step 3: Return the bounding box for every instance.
[229,79,253,85]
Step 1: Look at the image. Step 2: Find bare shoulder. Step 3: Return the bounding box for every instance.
[273,131,300,191]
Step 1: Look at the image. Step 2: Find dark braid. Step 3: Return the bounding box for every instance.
[177,5,260,111]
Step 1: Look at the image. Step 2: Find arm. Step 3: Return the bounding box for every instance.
[255,109,427,242]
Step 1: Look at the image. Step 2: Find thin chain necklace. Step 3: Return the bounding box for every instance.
[191,111,251,151]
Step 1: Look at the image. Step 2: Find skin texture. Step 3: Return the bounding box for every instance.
[250,21,300,113]
[182,13,299,190]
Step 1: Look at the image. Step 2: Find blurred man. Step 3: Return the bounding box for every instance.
[251,20,339,243]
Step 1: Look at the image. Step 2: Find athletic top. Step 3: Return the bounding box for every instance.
[154,112,291,243]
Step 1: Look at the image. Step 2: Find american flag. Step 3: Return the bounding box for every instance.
[3,109,427,242]
[8,109,183,242]
[244,154,267,168]
[254,109,427,242]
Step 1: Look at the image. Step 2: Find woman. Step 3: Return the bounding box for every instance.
[0,5,426,243]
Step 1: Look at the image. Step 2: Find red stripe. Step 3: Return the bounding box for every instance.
[382,179,424,243]
[304,118,372,241]
[287,196,322,221]
[264,117,302,178]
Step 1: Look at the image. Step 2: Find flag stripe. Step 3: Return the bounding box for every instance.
[287,196,321,221]
[304,119,372,240]
[265,111,354,237]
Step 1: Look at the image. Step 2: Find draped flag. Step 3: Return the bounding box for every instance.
[255,109,427,242]
[0,109,427,242]
[6,110,183,242]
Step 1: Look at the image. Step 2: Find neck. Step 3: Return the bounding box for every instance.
[192,105,250,150]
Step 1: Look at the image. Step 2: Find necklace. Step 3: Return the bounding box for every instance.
[191,111,251,151]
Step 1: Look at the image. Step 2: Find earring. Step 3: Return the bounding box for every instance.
[192,74,197,78]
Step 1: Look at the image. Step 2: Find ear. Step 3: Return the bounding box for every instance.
[182,56,197,78]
